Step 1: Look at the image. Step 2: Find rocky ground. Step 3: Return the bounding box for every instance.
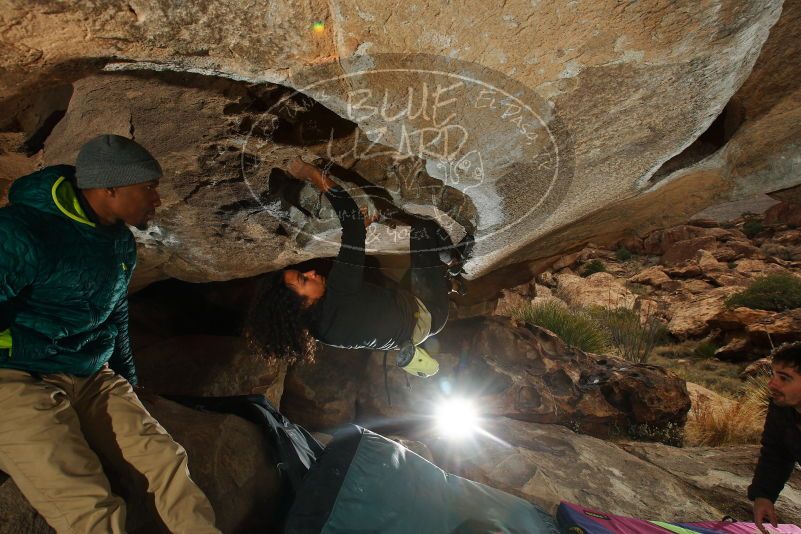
[498,200,801,388]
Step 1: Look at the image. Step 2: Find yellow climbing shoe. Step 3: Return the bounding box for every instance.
[399,345,439,378]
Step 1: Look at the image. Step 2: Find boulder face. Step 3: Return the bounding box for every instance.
[764,202,801,227]
[135,335,287,406]
[1,0,798,298]
[282,317,690,442]
[620,442,801,525]
[280,345,371,430]
[433,419,801,525]
[667,286,741,339]
[431,417,716,521]
[629,267,672,288]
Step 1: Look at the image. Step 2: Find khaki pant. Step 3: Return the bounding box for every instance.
[0,365,220,534]
[411,296,433,345]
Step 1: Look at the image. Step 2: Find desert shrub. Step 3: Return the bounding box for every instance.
[615,246,633,261]
[725,273,801,311]
[684,374,770,446]
[742,219,764,239]
[693,342,719,359]
[512,301,609,354]
[580,259,606,277]
[589,307,665,363]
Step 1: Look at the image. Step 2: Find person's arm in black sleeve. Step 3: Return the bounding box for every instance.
[324,185,366,294]
[107,297,138,386]
[747,403,795,503]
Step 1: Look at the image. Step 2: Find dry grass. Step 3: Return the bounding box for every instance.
[650,342,745,397]
[684,373,771,447]
[649,341,771,446]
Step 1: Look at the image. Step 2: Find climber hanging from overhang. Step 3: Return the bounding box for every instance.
[246,157,473,378]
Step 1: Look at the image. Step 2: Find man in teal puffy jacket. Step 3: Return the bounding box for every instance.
[0,135,220,533]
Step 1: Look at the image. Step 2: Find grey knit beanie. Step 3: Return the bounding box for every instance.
[75,134,162,189]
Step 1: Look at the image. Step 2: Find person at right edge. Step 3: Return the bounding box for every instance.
[748,342,801,533]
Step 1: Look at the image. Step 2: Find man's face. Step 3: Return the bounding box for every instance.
[109,180,161,229]
[768,362,801,410]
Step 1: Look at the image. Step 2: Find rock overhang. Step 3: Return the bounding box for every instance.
[0,0,797,295]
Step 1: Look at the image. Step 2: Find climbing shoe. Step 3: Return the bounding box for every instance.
[397,342,439,378]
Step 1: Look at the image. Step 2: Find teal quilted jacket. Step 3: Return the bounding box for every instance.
[0,165,138,384]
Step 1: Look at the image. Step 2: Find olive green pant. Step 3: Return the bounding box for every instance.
[0,365,219,534]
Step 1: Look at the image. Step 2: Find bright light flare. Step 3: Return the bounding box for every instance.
[311,21,325,33]
[435,398,479,439]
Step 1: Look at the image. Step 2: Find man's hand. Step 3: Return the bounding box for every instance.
[754,497,778,533]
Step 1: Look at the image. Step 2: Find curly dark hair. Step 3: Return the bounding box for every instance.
[244,271,320,364]
[771,342,801,374]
